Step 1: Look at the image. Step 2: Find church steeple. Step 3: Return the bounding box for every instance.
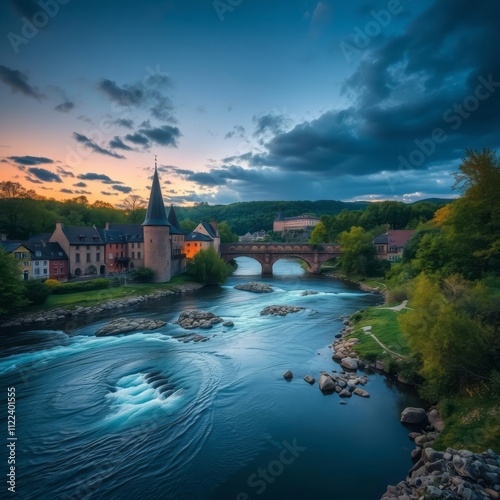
[143,160,170,226]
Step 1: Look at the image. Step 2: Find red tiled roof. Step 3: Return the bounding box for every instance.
[386,230,414,247]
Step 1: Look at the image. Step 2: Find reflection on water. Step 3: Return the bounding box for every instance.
[0,258,421,500]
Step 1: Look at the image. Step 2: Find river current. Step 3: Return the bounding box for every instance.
[0,258,423,499]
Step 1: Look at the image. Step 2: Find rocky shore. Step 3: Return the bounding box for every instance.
[260,305,304,316]
[382,406,500,499]
[0,282,204,328]
[234,281,274,293]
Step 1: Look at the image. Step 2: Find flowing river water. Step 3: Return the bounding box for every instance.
[0,258,423,500]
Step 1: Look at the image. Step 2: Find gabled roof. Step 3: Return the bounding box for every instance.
[373,234,388,244]
[24,242,68,260]
[100,230,127,244]
[199,222,217,238]
[0,241,24,253]
[185,231,213,242]
[387,230,415,247]
[167,205,185,235]
[60,225,104,245]
[143,167,170,227]
[27,233,51,243]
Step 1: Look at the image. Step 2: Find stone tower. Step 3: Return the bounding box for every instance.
[142,162,171,282]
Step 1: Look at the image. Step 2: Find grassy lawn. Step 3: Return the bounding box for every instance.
[348,305,410,359]
[28,274,194,312]
[434,394,500,453]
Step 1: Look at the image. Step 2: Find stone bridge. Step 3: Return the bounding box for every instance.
[220,243,341,274]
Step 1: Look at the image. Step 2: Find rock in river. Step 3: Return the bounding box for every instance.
[304,375,316,385]
[340,356,359,371]
[95,317,166,336]
[234,282,274,293]
[260,305,304,316]
[319,374,335,392]
[176,309,224,330]
[283,370,293,380]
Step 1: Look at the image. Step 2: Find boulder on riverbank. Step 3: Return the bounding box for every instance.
[176,309,224,330]
[95,317,166,336]
[401,407,427,424]
[234,282,274,293]
[260,305,304,316]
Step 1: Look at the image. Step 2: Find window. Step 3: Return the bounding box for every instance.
[24,261,30,266]
[34,268,40,275]
[35,250,41,257]
[96,245,100,250]
[137,252,141,259]
[86,245,90,250]
[137,243,141,248]
[43,269,47,275]
[76,245,80,250]
[132,242,135,248]
[35,261,40,266]
[75,253,80,263]
[121,251,123,257]
[96,253,100,262]
[87,253,91,263]
[54,268,58,275]
[60,267,65,273]
[109,253,113,260]
[132,252,135,259]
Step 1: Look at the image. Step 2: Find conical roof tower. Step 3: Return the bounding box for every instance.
[143,164,170,227]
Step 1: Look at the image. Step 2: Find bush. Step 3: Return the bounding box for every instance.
[387,285,408,303]
[187,248,230,285]
[24,280,50,305]
[44,278,62,291]
[51,278,116,294]
[129,267,155,282]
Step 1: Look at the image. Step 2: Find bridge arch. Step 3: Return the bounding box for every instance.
[220,243,341,275]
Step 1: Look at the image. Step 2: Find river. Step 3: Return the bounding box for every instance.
[0,258,423,500]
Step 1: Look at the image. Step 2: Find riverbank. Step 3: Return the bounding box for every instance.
[0,280,204,328]
[337,303,499,497]
[325,271,388,299]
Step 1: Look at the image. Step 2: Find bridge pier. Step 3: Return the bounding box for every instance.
[309,263,322,274]
[261,262,273,274]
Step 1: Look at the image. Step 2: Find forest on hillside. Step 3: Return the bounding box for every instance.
[0,180,449,240]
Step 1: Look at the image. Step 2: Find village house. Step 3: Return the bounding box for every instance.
[273,213,320,232]
[373,229,415,261]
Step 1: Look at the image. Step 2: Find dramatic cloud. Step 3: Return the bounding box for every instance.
[225,125,246,139]
[73,181,87,187]
[113,118,134,129]
[72,133,126,159]
[56,166,74,177]
[138,125,181,147]
[8,155,53,166]
[54,101,75,113]
[253,113,291,138]
[75,189,91,195]
[97,75,176,123]
[24,175,42,184]
[100,191,118,196]
[0,65,44,101]
[27,167,62,183]
[109,136,134,151]
[111,184,132,193]
[60,188,73,194]
[77,173,122,184]
[125,133,150,146]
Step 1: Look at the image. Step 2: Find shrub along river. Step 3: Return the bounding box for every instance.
[0,258,424,499]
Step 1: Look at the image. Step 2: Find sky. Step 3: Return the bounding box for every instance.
[0,0,499,207]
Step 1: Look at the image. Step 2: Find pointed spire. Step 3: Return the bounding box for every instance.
[167,204,181,229]
[143,160,170,226]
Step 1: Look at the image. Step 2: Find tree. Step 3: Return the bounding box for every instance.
[0,249,29,316]
[339,226,377,277]
[187,247,230,284]
[180,219,197,232]
[309,221,327,244]
[123,195,147,223]
[24,280,50,305]
[400,274,500,400]
[129,267,155,282]
[218,221,238,243]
